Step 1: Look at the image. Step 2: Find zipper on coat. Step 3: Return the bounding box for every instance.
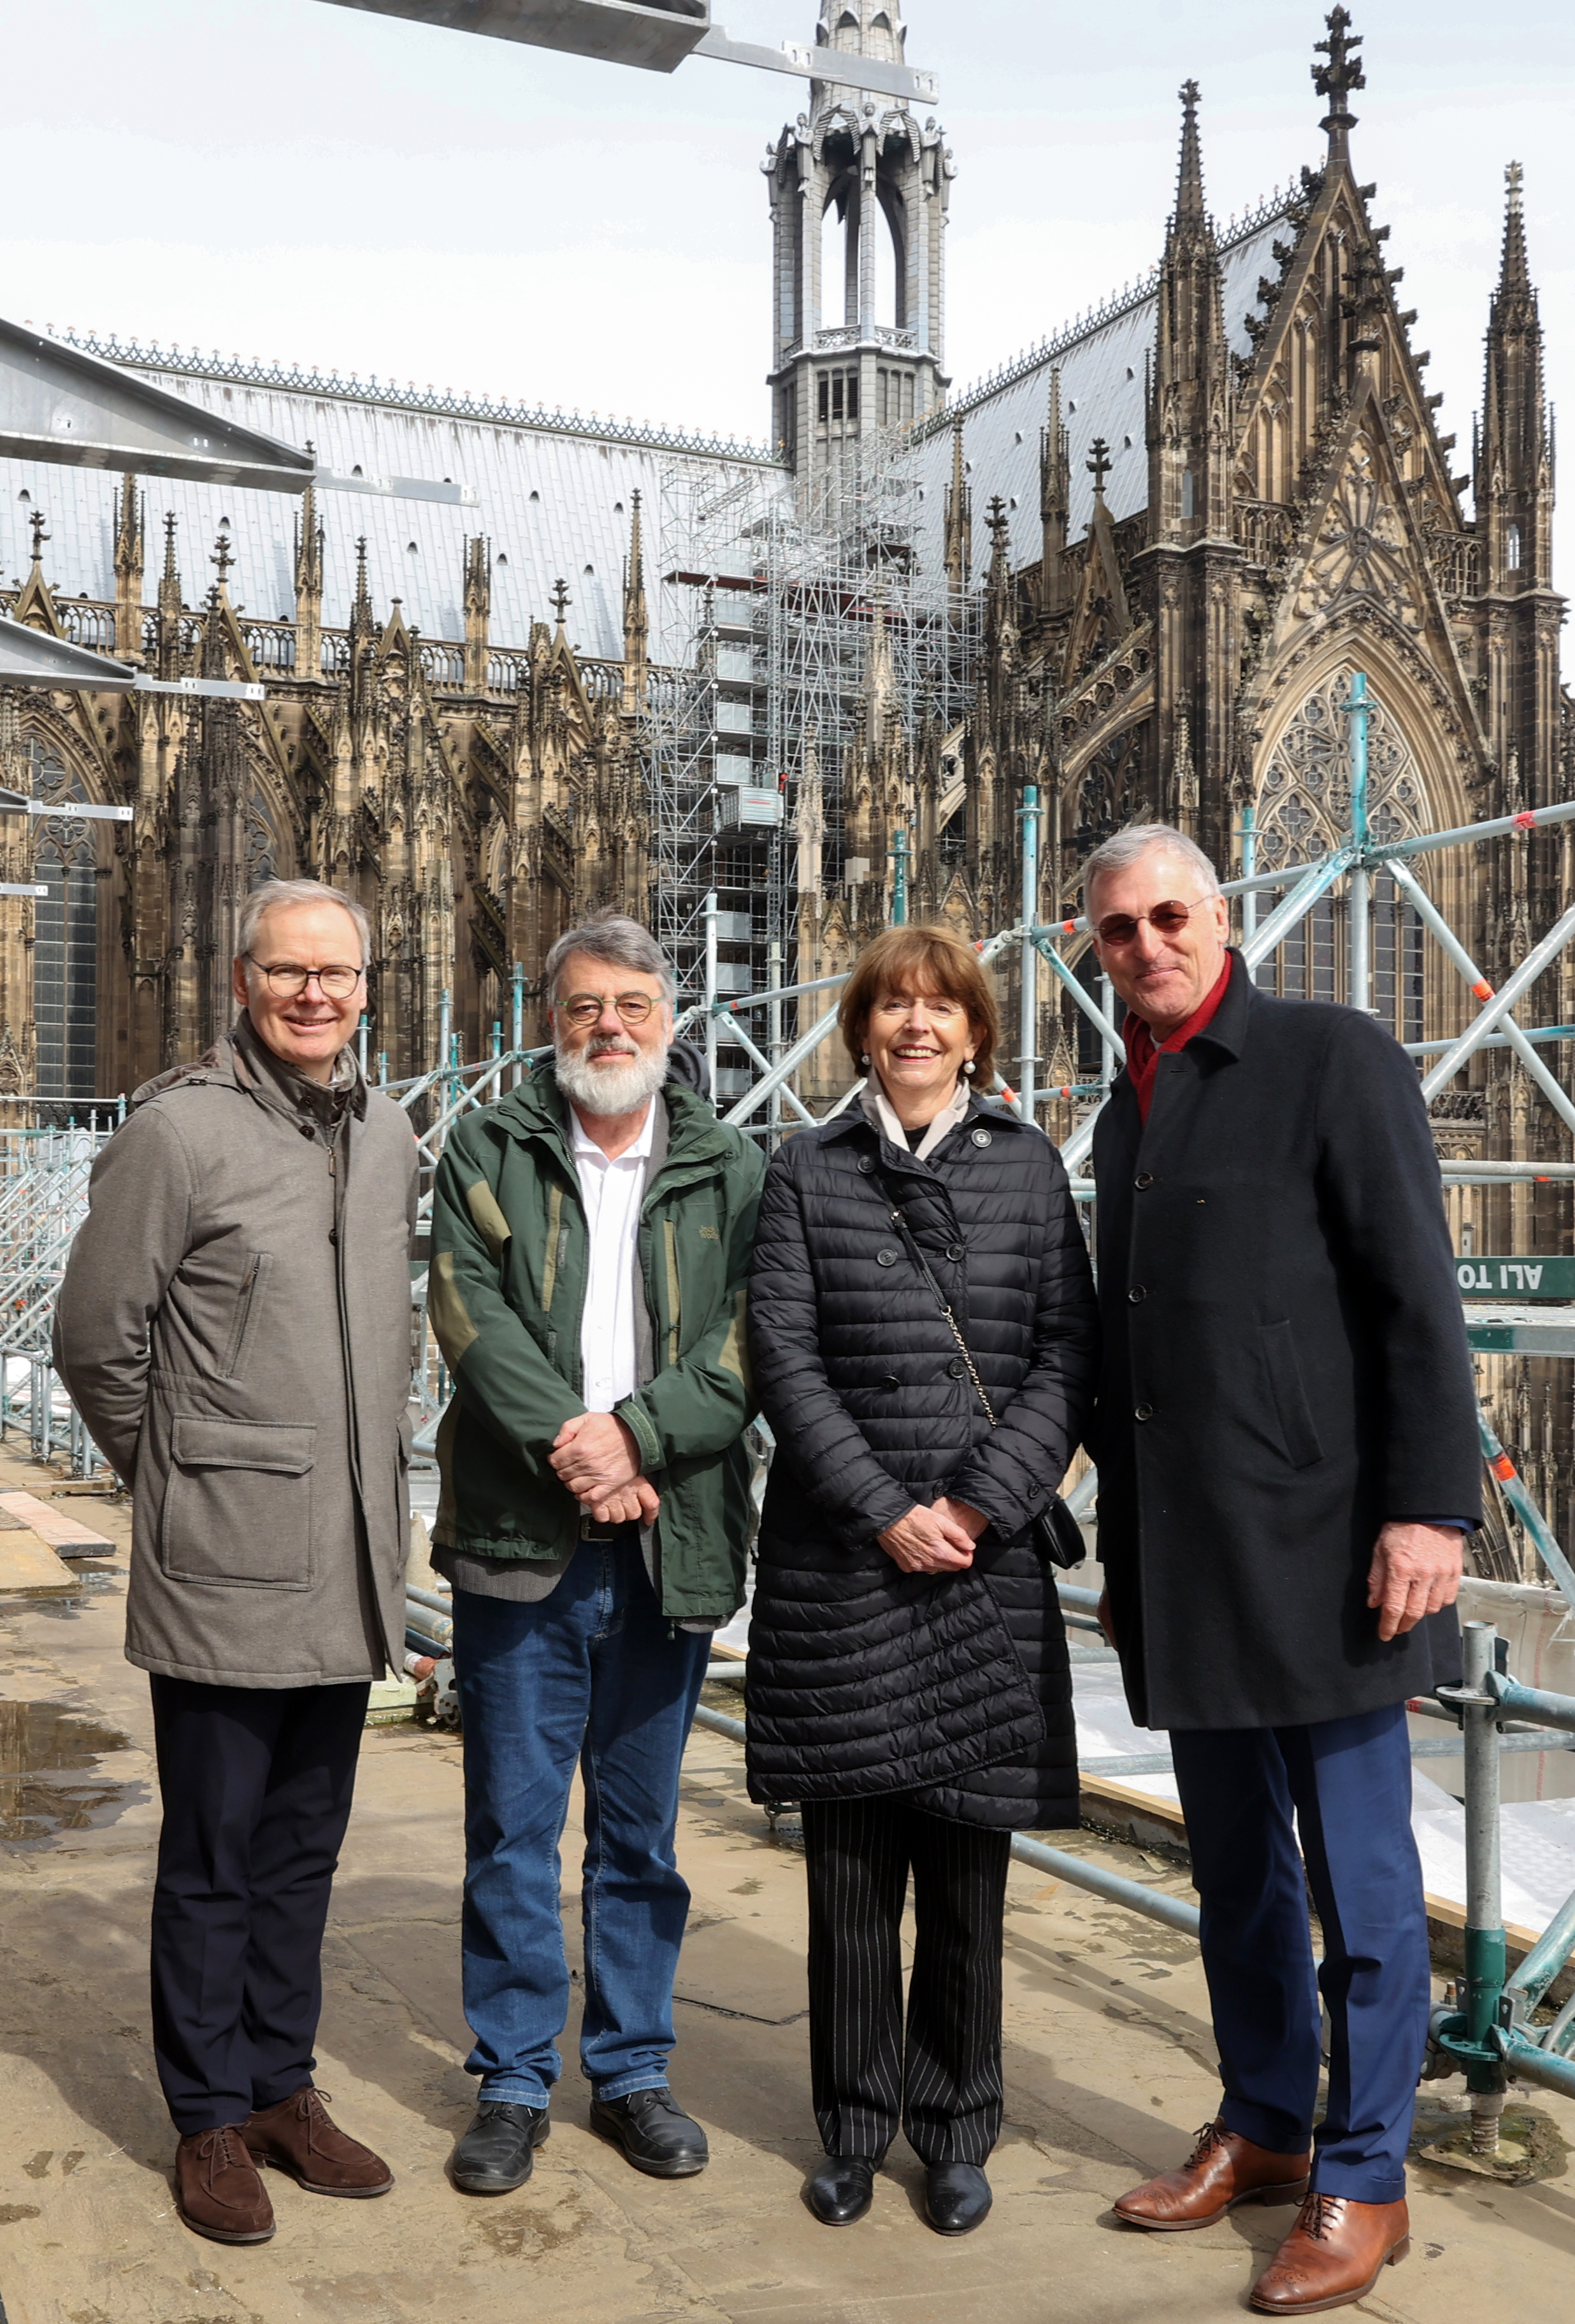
[222,1255,263,1379]
[662,1217,682,1368]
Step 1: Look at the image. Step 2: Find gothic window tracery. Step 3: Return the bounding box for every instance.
[1253,668,1425,1040]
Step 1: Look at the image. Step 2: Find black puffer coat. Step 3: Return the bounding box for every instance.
[745,1094,1098,1828]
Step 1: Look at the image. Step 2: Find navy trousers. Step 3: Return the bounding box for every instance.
[148,1674,370,2135]
[1169,1703,1428,2204]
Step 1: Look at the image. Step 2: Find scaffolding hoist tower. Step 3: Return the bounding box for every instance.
[647,432,981,1103]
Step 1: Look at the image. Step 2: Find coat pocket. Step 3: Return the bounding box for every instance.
[1259,1320,1324,1470]
[161,1417,317,1589]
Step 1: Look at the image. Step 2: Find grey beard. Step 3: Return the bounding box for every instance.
[554,1038,670,1117]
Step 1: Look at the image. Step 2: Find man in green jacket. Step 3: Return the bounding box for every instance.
[429,913,764,2197]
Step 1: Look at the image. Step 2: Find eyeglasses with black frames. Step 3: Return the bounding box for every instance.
[245,958,365,999]
[557,992,661,1028]
[1093,898,1209,948]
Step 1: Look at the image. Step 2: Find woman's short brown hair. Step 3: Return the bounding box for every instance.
[838,924,999,1088]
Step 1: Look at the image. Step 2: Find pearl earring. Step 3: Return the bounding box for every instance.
[860,1052,870,1067]
[963,1059,976,1077]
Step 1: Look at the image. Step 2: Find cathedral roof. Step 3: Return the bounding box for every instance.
[0,340,787,663]
[898,196,1292,575]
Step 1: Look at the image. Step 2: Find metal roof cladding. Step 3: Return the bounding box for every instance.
[0,345,789,665]
[900,202,1292,576]
[4,201,1288,659]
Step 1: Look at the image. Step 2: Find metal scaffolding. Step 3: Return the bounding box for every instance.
[646,433,981,1100]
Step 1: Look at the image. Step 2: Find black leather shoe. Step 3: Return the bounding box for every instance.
[924,2161,992,2235]
[589,2088,708,2178]
[449,2100,550,2194]
[805,2154,877,2226]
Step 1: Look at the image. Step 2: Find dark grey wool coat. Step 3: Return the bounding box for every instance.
[745,1094,1098,1827]
[1092,950,1479,1734]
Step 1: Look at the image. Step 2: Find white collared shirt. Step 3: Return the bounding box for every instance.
[570,1099,656,1412]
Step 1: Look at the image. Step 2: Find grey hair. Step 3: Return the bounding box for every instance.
[543,912,676,1004]
[237,879,370,965]
[1082,822,1223,908]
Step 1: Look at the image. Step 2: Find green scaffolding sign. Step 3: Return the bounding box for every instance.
[1456,1256,1575,1301]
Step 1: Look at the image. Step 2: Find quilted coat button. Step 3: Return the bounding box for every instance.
[947,1358,968,1379]
[1128,1284,1147,1303]
[946,1243,965,1262]
[856,1156,875,1174]
[1134,1171,1154,1189]
[1134,1402,1154,1421]
[971,1128,992,1147]
[876,1247,899,1266]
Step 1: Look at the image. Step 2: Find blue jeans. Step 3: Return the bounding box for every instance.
[452,1540,710,2106]
[1170,1703,1429,2204]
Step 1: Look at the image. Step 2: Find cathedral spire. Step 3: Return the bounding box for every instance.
[1150,81,1230,545]
[1040,369,1070,620]
[158,511,182,619]
[113,473,145,658]
[294,484,324,680]
[621,492,649,717]
[1477,161,1552,596]
[944,419,971,593]
[1499,159,1532,301]
[1174,78,1205,225]
[464,535,492,692]
[1312,7,1365,166]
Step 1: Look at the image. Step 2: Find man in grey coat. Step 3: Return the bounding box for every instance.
[54,879,417,2248]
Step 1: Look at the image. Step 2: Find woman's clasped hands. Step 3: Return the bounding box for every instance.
[876,1494,988,1574]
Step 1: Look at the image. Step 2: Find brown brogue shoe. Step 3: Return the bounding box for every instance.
[244,2086,394,2197]
[1112,2119,1311,2232]
[1249,2193,1410,2314]
[175,2125,276,2244]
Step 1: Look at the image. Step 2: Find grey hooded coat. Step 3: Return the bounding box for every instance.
[53,1017,419,1688]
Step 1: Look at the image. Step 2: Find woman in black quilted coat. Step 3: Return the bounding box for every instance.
[746,925,1097,2237]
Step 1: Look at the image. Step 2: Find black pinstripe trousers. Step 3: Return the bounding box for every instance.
[801,1796,1011,2166]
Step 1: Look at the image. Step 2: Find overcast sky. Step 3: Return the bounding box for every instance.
[6,0,1575,587]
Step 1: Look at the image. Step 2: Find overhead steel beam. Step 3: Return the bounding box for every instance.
[0,319,313,493]
[694,29,938,102]
[321,0,712,71]
[0,617,266,703]
[317,2,939,98]
[0,616,136,691]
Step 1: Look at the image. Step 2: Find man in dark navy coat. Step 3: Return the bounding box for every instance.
[1085,823,1479,2317]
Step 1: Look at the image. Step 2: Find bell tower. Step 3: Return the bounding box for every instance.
[765,3,953,507]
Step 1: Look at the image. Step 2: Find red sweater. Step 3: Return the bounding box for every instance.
[1123,957,1233,1125]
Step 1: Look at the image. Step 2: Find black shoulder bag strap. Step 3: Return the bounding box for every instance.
[874,1167,1085,1570]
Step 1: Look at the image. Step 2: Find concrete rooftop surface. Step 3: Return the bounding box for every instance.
[2,1441,1574,2324]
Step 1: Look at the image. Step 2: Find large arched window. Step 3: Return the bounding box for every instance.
[25,740,99,1104]
[1253,668,1426,1042]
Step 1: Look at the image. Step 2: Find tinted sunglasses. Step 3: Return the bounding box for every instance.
[1093,898,1208,947]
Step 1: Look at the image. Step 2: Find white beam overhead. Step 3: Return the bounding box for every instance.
[0,617,265,706]
[0,613,137,692]
[0,320,315,494]
[317,1,938,99]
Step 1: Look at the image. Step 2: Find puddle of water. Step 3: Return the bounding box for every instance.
[0,1701,140,1846]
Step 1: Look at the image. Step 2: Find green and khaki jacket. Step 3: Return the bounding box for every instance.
[428,1064,766,1622]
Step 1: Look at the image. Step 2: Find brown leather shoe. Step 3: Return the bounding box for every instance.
[244,2086,394,2197]
[1249,2193,1410,2314]
[175,2125,276,2244]
[1113,2119,1311,2231]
